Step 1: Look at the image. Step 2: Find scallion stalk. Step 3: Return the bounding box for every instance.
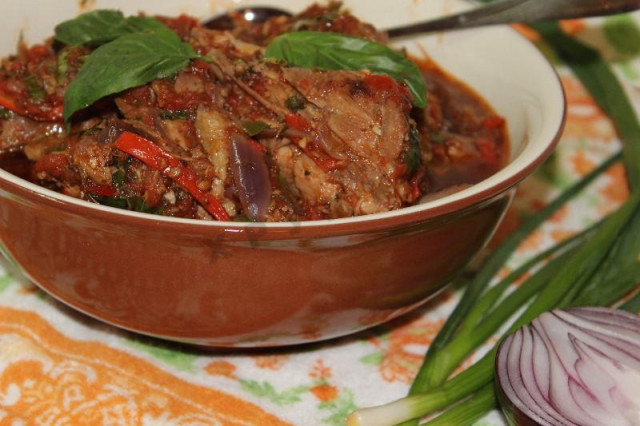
[408,152,621,396]
[351,17,640,426]
[619,289,640,313]
[420,385,496,426]
[532,22,640,189]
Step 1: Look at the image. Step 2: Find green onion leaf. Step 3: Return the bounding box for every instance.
[532,22,640,189]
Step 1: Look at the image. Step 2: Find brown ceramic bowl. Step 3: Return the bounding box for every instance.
[0,0,564,347]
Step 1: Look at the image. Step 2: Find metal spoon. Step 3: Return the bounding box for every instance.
[203,0,640,38]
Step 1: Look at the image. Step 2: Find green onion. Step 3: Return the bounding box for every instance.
[350,18,640,426]
[408,153,621,395]
[619,289,640,313]
[421,385,496,426]
[533,22,640,190]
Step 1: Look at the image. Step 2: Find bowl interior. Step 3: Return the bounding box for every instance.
[0,0,565,228]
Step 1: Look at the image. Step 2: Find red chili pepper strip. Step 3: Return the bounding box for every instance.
[114,131,230,221]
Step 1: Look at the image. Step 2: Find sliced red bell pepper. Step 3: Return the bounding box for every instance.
[114,131,230,221]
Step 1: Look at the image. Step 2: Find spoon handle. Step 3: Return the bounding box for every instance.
[386,0,640,39]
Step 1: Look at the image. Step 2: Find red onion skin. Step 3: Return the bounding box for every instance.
[228,133,271,221]
[495,307,640,426]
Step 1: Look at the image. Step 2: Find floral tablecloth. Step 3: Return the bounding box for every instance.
[0,12,638,426]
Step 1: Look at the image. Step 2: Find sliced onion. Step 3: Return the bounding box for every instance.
[228,133,271,221]
[496,307,640,426]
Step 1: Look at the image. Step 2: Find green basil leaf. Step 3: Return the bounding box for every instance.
[63,30,198,125]
[54,10,167,46]
[264,31,427,108]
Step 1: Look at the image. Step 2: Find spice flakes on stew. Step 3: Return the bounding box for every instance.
[0,2,507,222]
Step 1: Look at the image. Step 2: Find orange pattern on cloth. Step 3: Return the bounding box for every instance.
[0,307,289,426]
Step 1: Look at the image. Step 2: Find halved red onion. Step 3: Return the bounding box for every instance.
[228,133,271,221]
[496,307,640,426]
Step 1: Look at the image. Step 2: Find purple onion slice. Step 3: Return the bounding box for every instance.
[496,307,640,426]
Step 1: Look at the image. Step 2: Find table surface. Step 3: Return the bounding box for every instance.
[0,13,639,426]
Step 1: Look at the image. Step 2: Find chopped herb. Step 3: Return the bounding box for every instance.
[56,48,71,85]
[429,131,445,144]
[0,108,13,120]
[159,110,190,120]
[277,173,289,190]
[24,75,46,102]
[241,120,269,136]
[404,124,422,175]
[93,194,160,213]
[285,94,305,111]
[112,168,126,186]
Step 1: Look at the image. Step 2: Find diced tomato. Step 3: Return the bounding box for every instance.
[85,181,117,197]
[303,201,327,221]
[409,168,425,201]
[363,74,397,92]
[33,152,70,178]
[481,116,505,129]
[0,82,63,122]
[392,162,408,179]
[304,142,340,172]
[284,113,311,132]
[476,137,499,165]
[363,74,412,111]
[26,44,51,65]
